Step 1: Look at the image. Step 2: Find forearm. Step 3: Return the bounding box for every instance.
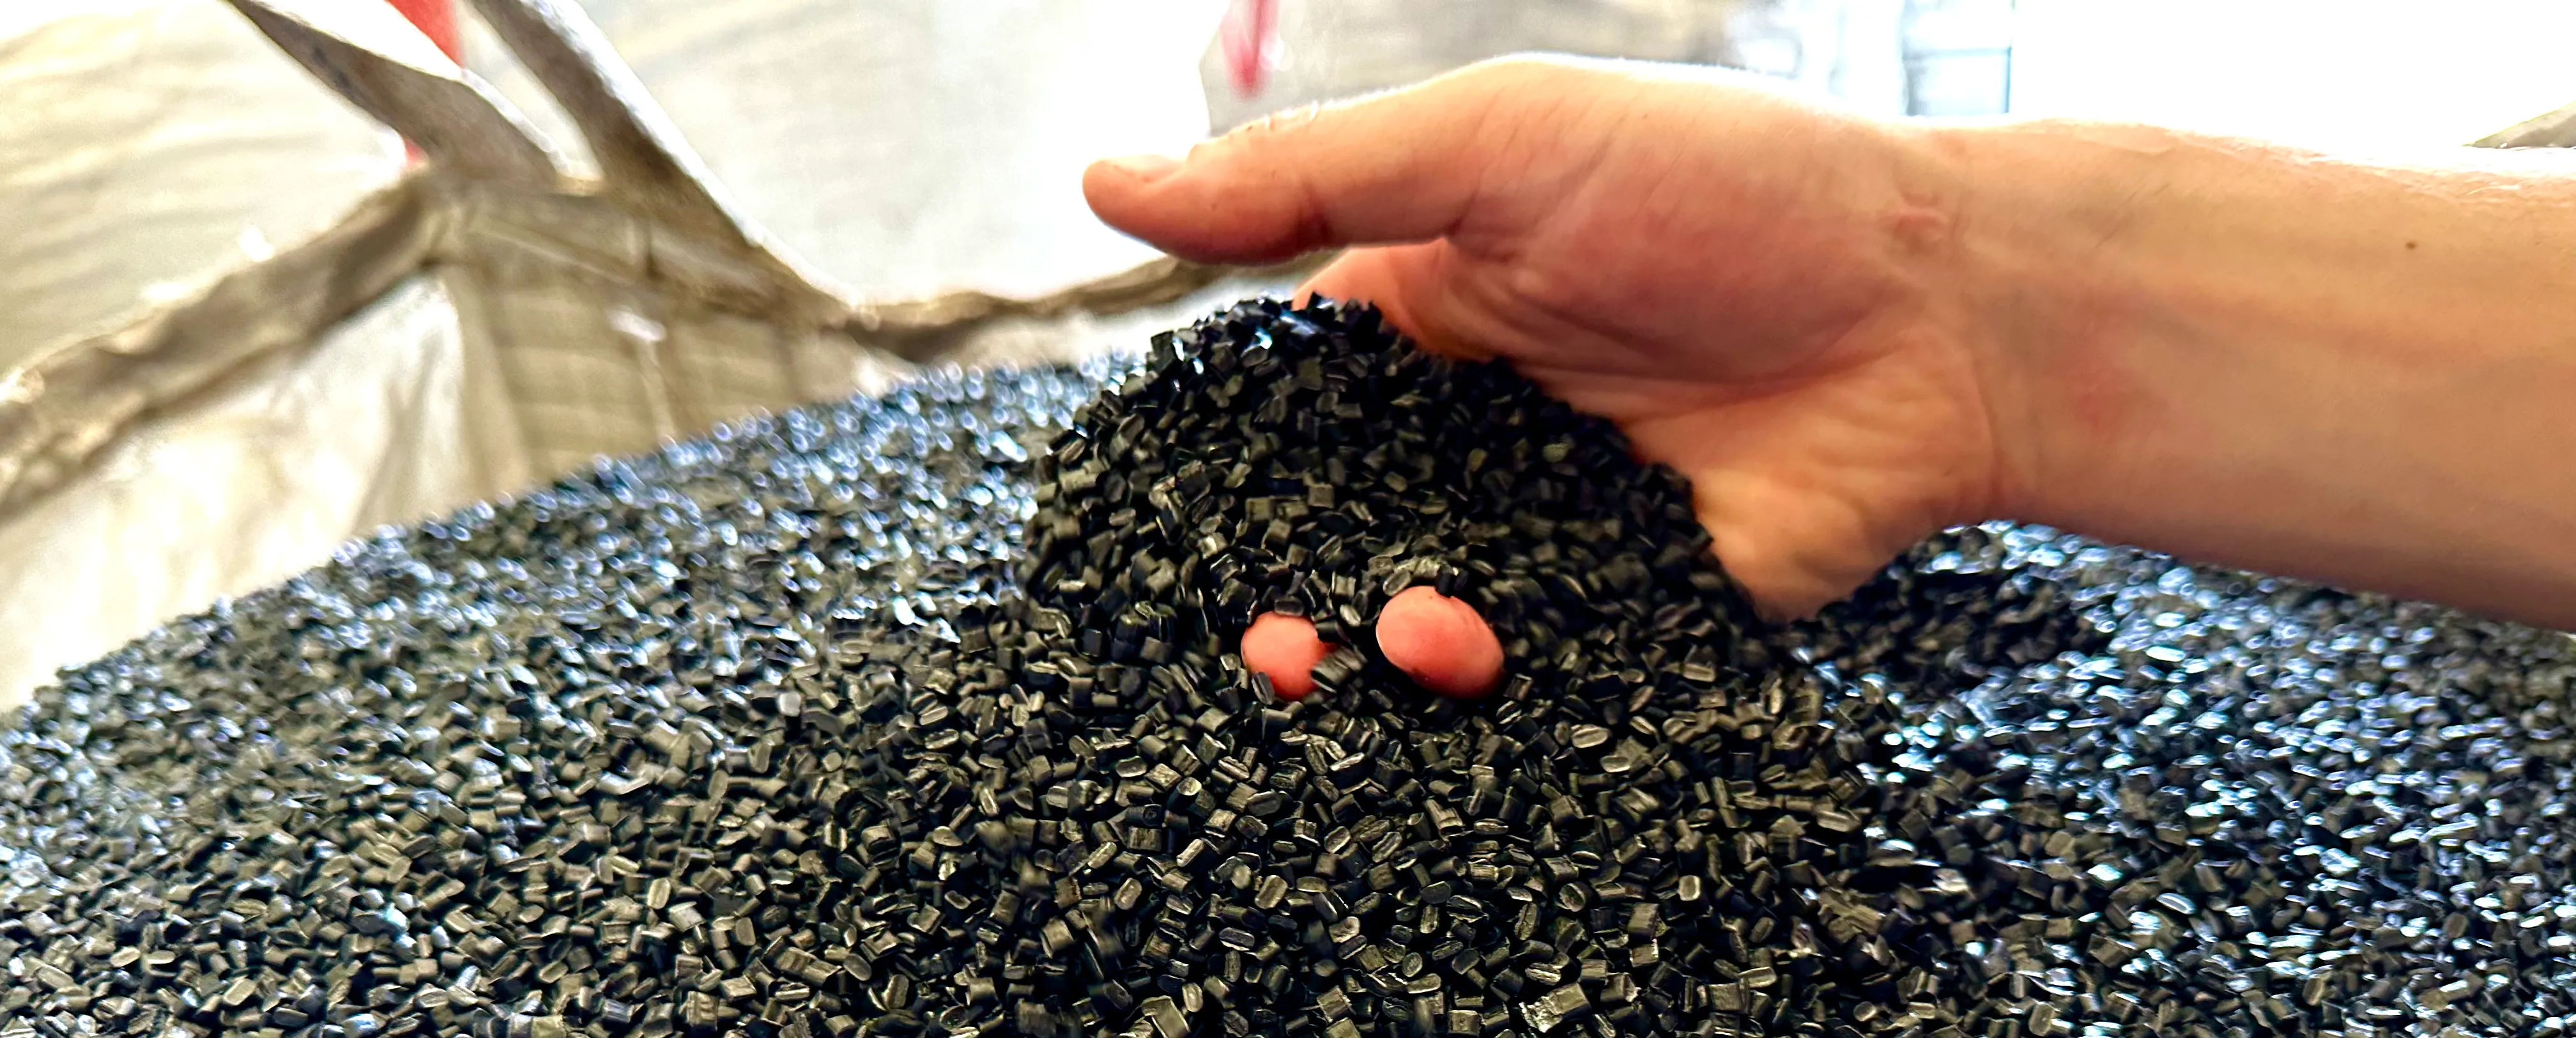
[1950,120,2576,627]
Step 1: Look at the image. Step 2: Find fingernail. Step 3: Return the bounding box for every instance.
[1099,153,1183,182]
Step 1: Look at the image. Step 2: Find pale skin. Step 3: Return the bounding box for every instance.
[1084,56,2576,690]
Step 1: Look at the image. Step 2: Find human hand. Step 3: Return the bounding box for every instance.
[1084,56,2014,619]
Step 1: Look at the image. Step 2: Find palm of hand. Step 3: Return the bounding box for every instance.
[1087,57,2008,617]
[1300,65,2004,616]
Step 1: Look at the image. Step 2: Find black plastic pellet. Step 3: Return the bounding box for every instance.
[0,298,2568,1038]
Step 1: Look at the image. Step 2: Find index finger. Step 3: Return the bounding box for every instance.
[1081,61,1533,265]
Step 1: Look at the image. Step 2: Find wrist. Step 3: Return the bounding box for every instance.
[1917,118,2576,626]
[1903,119,2169,529]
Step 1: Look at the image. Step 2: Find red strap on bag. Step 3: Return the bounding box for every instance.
[385,0,461,60]
[383,0,461,162]
[1219,0,1276,98]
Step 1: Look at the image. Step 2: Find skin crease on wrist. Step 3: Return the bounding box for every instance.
[1087,55,2576,637]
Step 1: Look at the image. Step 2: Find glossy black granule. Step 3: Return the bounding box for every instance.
[1795,527,2576,1038]
[964,302,1898,1038]
[0,299,2573,1038]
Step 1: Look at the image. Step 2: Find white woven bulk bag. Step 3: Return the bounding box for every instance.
[0,0,1300,704]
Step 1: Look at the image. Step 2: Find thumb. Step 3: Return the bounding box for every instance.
[1083,65,1516,264]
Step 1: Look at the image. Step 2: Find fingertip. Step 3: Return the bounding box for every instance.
[1376,585,1504,699]
[1243,612,1333,701]
[1082,159,1310,266]
[1081,155,1180,240]
[1087,79,1496,267]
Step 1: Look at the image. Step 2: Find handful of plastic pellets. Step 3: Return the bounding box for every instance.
[3,300,2573,1038]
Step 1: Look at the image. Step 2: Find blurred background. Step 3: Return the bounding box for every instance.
[2,0,2573,704]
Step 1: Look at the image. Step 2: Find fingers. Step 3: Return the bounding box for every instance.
[1374,586,1505,699]
[1082,66,1514,265]
[1297,245,1468,359]
[1246,587,1506,704]
[1241,612,1333,701]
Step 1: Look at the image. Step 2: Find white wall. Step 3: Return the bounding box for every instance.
[2008,1,2576,150]
[486,0,1227,302]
